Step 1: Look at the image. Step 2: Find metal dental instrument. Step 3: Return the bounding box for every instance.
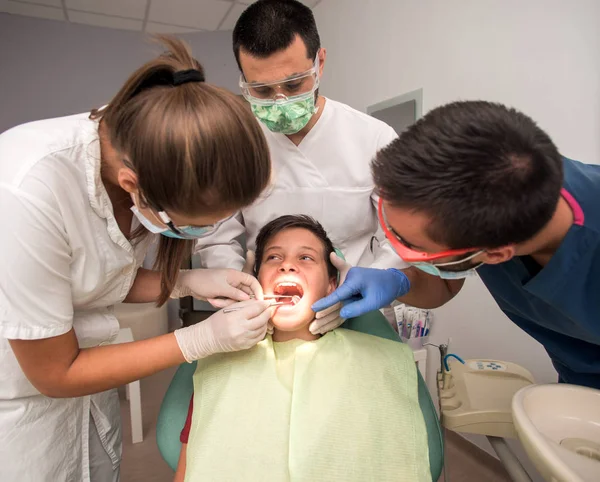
[249,295,295,299]
[222,299,294,313]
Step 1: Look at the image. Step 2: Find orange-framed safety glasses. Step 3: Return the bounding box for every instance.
[377,197,481,263]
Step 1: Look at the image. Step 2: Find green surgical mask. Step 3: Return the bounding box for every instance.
[251,93,317,135]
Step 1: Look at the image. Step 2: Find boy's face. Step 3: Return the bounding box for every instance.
[258,228,336,333]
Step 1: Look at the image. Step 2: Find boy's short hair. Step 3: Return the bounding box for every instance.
[254,215,337,279]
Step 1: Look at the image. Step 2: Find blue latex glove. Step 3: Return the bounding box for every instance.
[312,267,410,319]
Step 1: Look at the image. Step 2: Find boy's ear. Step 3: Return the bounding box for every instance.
[242,250,256,275]
[332,248,345,286]
[327,276,337,294]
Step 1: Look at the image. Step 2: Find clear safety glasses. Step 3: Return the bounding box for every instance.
[134,192,235,240]
[152,208,237,240]
[377,197,483,263]
[124,158,236,240]
[239,53,320,105]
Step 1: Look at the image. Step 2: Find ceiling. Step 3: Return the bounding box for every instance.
[0,0,323,33]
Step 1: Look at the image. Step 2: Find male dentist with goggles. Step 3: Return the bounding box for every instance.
[195,0,410,333]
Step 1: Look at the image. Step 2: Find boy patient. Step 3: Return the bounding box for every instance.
[175,215,431,482]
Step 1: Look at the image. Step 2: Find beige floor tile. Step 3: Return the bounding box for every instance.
[438,430,512,482]
[120,367,177,482]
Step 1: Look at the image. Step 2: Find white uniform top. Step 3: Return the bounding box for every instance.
[196,98,407,271]
[0,113,151,481]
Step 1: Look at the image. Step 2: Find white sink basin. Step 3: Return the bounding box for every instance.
[512,384,600,482]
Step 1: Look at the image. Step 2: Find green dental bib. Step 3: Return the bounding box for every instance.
[185,329,430,482]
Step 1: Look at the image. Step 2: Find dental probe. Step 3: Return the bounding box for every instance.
[222,299,294,313]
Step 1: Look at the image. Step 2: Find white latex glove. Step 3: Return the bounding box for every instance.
[170,269,263,307]
[204,251,262,309]
[309,252,352,335]
[174,299,274,362]
[242,250,273,335]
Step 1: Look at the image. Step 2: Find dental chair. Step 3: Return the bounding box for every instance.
[156,310,444,480]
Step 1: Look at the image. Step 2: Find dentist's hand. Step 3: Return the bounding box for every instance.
[171,268,264,308]
[174,300,274,362]
[312,266,410,320]
[309,252,352,335]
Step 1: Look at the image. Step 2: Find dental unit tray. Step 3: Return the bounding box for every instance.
[439,359,535,438]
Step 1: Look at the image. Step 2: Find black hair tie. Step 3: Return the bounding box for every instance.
[172,69,205,86]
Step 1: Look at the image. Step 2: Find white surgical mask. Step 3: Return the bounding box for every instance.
[410,262,480,280]
[410,250,484,280]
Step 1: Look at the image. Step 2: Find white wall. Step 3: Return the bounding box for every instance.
[315,0,600,162]
[314,0,600,476]
[0,14,239,133]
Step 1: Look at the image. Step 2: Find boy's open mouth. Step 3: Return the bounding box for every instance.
[273,281,304,306]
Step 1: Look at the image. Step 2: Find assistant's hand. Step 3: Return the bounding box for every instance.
[174,300,274,362]
[309,252,352,335]
[170,268,264,306]
[312,267,410,320]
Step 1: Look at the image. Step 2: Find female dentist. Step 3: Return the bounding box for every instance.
[0,37,273,482]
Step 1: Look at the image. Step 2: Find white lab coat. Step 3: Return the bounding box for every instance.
[196,98,407,271]
[0,113,152,481]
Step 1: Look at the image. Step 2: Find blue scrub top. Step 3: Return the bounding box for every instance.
[477,157,600,389]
